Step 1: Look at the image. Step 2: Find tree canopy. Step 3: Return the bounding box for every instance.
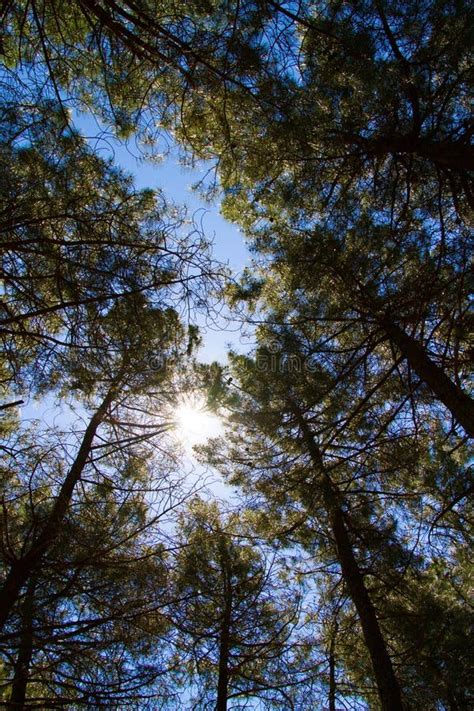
[0,1,472,709]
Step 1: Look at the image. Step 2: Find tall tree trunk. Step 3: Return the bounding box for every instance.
[0,384,118,631]
[322,478,404,710]
[381,317,474,437]
[294,409,405,711]
[216,553,232,711]
[8,578,36,709]
[216,613,231,711]
[328,630,337,711]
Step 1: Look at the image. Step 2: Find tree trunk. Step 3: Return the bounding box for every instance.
[381,317,474,437]
[323,480,404,711]
[216,555,232,711]
[216,616,230,711]
[8,578,36,709]
[416,139,474,173]
[328,634,336,711]
[342,132,474,172]
[446,686,462,711]
[0,384,118,631]
[295,409,405,711]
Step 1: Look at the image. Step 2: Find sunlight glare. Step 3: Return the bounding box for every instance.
[175,397,222,446]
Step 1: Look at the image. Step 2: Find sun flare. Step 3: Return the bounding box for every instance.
[174,397,222,446]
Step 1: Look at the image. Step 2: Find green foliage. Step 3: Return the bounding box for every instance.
[169,498,314,709]
[0,1,472,708]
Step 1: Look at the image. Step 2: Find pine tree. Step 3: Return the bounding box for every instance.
[168,497,311,710]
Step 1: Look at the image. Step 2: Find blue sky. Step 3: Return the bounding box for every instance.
[75,110,253,364]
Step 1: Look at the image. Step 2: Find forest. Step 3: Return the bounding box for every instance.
[0,1,472,709]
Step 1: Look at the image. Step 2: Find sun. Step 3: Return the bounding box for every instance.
[174,396,222,446]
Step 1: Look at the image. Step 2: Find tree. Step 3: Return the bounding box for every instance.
[0,292,213,704]
[226,202,473,439]
[204,351,396,707]
[168,497,311,710]
[1,294,172,622]
[204,320,470,708]
[2,480,174,708]
[0,83,219,399]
